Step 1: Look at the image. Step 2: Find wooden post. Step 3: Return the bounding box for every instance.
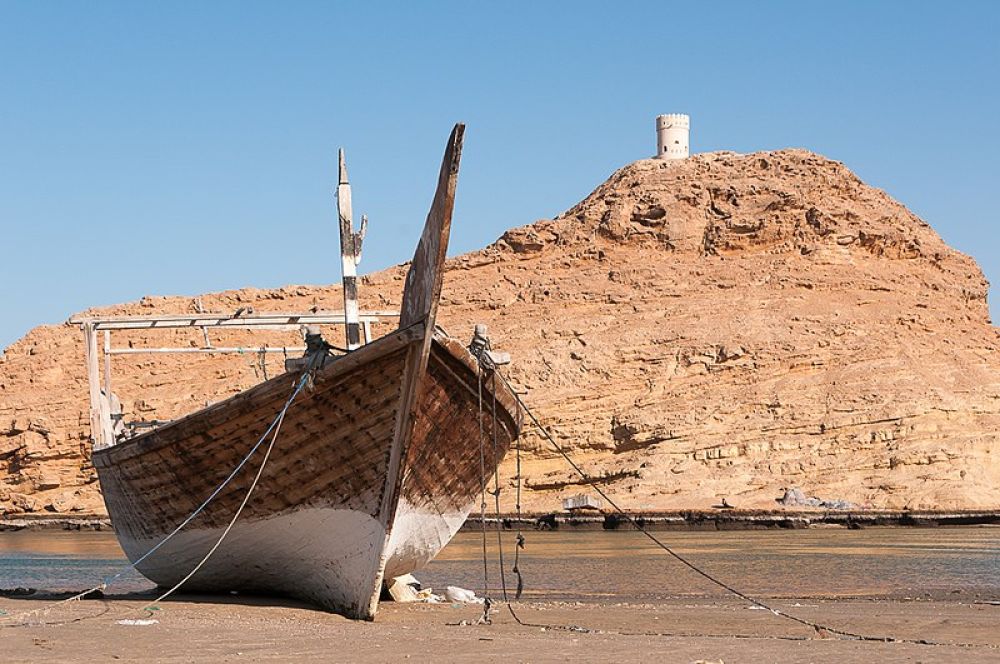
[103,330,113,397]
[195,297,212,347]
[83,323,107,450]
[399,124,464,328]
[337,149,367,350]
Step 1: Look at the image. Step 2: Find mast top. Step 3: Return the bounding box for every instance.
[399,123,465,328]
[338,148,349,185]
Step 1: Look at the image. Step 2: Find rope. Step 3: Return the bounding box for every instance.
[475,366,492,624]
[511,391,525,601]
[142,371,302,610]
[489,373,510,604]
[485,372,542,629]
[489,369,991,648]
[472,362,579,632]
[0,371,310,627]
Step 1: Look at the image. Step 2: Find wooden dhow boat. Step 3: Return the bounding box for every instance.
[78,125,521,619]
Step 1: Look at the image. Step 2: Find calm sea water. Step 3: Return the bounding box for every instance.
[1,527,998,601]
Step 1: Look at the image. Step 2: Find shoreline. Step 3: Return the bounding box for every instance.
[464,508,1000,531]
[4,508,1000,533]
[0,515,111,532]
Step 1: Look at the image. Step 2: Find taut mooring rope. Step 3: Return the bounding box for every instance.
[475,366,492,624]
[486,369,994,649]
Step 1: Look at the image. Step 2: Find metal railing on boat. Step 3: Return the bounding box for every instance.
[71,310,399,450]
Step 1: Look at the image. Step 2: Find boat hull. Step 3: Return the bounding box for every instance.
[93,328,518,618]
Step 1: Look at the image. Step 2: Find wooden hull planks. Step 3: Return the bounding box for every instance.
[93,328,518,618]
[386,334,520,579]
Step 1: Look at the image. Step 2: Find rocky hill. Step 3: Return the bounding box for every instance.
[2,149,998,516]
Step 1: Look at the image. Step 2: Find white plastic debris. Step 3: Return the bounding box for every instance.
[116,619,159,626]
[386,574,446,603]
[387,574,422,603]
[416,588,443,603]
[443,586,484,604]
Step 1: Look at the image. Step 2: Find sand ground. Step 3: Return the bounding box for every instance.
[2,595,998,663]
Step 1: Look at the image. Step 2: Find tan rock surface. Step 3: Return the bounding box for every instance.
[2,149,999,516]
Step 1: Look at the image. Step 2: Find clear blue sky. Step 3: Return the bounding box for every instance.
[1,1,997,349]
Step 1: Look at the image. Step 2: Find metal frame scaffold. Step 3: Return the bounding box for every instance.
[72,310,399,450]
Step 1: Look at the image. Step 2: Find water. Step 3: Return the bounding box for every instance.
[424,527,1000,601]
[0,531,154,596]
[2,527,998,601]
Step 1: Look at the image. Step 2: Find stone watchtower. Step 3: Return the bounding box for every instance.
[656,113,690,160]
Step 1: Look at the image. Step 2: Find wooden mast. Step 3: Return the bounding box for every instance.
[336,149,367,350]
[361,123,465,618]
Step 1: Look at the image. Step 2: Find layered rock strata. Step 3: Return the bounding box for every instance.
[2,149,998,516]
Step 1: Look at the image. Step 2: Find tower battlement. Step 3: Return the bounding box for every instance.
[656,113,690,160]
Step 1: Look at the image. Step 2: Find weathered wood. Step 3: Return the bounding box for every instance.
[384,334,520,581]
[195,297,212,347]
[363,124,467,616]
[337,149,364,350]
[82,323,111,450]
[92,327,518,619]
[102,330,113,398]
[384,123,466,532]
[94,323,424,466]
[83,324,100,449]
[108,346,308,355]
[399,123,465,328]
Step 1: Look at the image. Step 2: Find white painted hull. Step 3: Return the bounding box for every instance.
[124,508,387,614]
[119,500,472,611]
[383,499,471,580]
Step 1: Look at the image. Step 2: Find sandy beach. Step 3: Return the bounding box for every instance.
[3,595,999,663]
[4,527,1000,662]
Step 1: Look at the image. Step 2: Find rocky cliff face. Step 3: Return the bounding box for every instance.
[2,149,998,516]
